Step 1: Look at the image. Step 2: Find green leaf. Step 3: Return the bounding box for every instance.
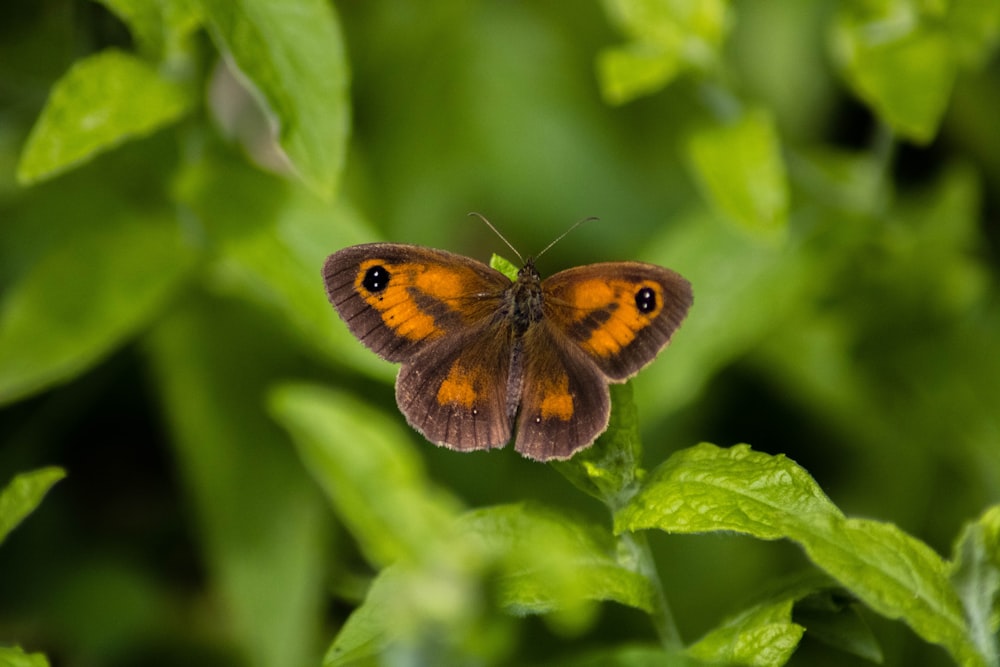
[832,6,955,143]
[145,298,330,667]
[490,253,519,281]
[686,108,789,238]
[269,382,463,568]
[0,204,197,405]
[198,0,350,198]
[17,49,194,184]
[459,503,655,619]
[687,597,803,667]
[944,0,1000,68]
[558,644,704,666]
[617,443,987,666]
[0,467,65,546]
[94,0,203,59]
[172,148,391,381]
[553,383,644,510]
[0,646,51,667]
[950,505,1000,667]
[324,561,513,667]
[597,0,730,104]
[793,589,883,663]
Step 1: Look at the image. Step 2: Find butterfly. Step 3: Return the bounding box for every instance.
[322,228,692,461]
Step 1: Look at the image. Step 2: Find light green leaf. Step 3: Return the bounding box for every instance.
[0,209,197,405]
[0,646,50,667]
[95,0,202,59]
[490,253,519,281]
[324,560,512,667]
[0,467,65,546]
[17,49,194,184]
[944,0,1000,67]
[460,503,655,618]
[597,43,684,106]
[617,443,987,666]
[198,0,350,198]
[950,505,1000,667]
[597,0,730,104]
[831,8,955,143]
[269,382,463,568]
[687,597,803,667]
[687,108,789,238]
[145,298,330,667]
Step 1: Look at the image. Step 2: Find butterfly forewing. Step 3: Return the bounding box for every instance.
[541,262,693,381]
[324,243,511,362]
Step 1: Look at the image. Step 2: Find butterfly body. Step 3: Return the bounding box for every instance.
[324,242,692,461]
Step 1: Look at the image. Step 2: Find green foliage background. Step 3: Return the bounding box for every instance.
[1,1,999,666]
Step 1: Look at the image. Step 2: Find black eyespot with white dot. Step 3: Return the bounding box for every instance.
[362,265,390,293]
[635,286,658,313]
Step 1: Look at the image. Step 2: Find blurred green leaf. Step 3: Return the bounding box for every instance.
[0,646,50,667]
[617,443,988,666]
[556,644,703,666]
[270,382,463,568]
[0,208,197,405]
[597,0,730,104]
[0,467,64,546]
[198,0,350,197]
[829,0,1000,143]
[687,597,803,666]
[146,297,330,667]
[460,503,655,619]
[95,0,203,59]
[686,108,789,237]
[950,505,1000,667]
[172,149,390,380]
[17,49,195,184]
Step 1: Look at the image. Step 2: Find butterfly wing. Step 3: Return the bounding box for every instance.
[540,262,693,381]
[397,322,515,451]
[323,243,511,362]
[513,321,610,460]
[324,243,515,451]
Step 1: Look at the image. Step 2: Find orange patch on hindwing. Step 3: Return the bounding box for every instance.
[437,362,480,409]
[538,373,573,421]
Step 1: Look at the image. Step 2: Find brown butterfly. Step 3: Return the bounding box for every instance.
[323,228,692,461]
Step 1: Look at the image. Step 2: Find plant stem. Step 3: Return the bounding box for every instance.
[618,529,683,652]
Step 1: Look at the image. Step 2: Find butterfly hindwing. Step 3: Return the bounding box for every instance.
[513,321,611,460]
[396,322,514,451]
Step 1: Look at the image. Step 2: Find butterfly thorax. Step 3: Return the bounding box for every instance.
[504,260,545,337]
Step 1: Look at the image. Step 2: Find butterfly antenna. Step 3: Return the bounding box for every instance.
[535,216,598,260]
[468,212,524,264]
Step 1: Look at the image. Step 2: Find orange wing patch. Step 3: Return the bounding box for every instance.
[354,259,441,342]
[566,278,664,358]
[436,360,481,409]
[538,372,574,421]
